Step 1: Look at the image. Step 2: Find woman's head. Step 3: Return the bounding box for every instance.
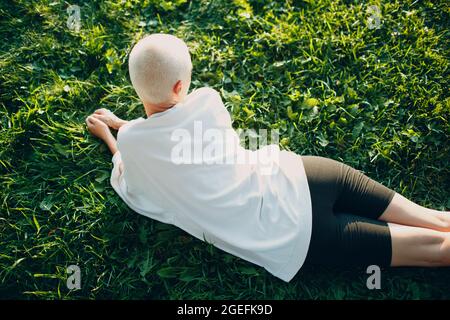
[128,33,192,106]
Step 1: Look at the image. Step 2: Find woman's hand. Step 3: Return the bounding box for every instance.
[86,115,113,141]
[92,108,128,130]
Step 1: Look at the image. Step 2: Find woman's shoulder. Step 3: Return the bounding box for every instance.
[116,117,146,143]
[187,86,221,101]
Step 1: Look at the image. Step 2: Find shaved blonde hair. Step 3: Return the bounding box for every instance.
[128,34,192,105]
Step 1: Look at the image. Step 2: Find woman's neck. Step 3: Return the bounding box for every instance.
[144,100,177,117]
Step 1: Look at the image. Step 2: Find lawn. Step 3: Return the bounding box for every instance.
[0,0,449,299]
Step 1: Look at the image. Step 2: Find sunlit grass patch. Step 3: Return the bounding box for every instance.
[0,0,448,299]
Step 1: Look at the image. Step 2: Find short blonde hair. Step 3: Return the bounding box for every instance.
[128,34,192,104]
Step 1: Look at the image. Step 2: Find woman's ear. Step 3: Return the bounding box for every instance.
[173,80,183,95]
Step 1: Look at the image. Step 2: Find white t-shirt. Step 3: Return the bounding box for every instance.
[110,87,312,282]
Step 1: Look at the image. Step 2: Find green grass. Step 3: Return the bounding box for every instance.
[0,0,449,299]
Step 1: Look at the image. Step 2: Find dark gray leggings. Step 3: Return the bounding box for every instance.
[302,156,396,267]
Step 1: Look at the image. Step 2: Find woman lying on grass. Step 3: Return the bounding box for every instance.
[85,34,449,282]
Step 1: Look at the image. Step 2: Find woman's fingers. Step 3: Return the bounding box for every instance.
[91,113,105,121]
[85,117,94,135]
[94,108,109,114]
[90,116,102,124]
[90,112,116,129]
[86,115,99,126]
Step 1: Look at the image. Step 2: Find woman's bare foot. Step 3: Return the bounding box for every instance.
[91,108,128,130]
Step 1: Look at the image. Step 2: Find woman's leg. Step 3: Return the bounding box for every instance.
[304,212,394,268]
[304,212,450,268]
[302,156,393,267]
[379,193,450,232]
[313,156,450,232]
[302,155,450,268]
[389,222,450,266]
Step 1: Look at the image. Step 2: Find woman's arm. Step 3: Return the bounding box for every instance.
[86,115,124,175]
[92,108,129,130]
[86,115,118,155]
[102,131,118,155]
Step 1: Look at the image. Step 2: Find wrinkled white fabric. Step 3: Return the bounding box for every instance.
[110,87,312,282]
